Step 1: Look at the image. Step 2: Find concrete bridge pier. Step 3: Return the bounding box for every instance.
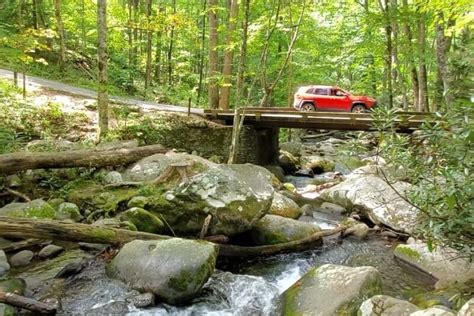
[238,127,279,165]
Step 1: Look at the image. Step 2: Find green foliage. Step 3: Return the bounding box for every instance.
[373,104,474,257]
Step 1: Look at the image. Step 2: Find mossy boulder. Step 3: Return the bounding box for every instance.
[124,152,215,182]
[251,215,321,245]
[269,192,302,219]
[301,155,336,174]
[56,202,81,222]
[127,196,149,209]
[0,199,55,219]
[394,243,474,289]
[320,175,419,234]
[409,280,474,311]
[107,239,218,305]
[148,164,274,236]
[281,264,382,315]
[359,295,420,315]
[279,150,299,172]
[120,207,164,233]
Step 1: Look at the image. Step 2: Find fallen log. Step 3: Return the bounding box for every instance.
[0,291,56,315]
[0,144,167,175]
[0,217,345,258]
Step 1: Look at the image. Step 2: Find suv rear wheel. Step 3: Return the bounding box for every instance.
[351,104,366,113]
[301,102,316,112]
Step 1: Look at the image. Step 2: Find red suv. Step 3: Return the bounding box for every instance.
[293,85,377,113]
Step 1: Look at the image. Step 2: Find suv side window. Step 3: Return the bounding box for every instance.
[306,88,315,94]
[314,88,328,95]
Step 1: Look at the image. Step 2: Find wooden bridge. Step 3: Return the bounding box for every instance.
[204,107,432,132]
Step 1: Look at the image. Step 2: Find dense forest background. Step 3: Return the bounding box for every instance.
[0,0,472,110]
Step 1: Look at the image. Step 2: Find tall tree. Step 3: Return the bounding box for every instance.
[53,0,66,71]
[167,0,177,86]
[208,0,219,109]
[434,13,453,110]
[144,0,153,90]
[417,9,429,112]
[219,0,239,110]
[97,0,109,139]
[236,0,250,108]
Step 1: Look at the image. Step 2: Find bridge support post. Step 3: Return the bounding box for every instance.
[254,128,279,165]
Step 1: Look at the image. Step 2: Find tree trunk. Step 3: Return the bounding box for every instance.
[402,0,419,110]
[53,0,66,71]
[144,0,153,90]
[236,0,250,108]
[97,0,109,139]
[418,13,429,112]
[154,5,165,82]
[218,0,239,110]
[128,0,134,84]
[378,0,393,108]
[197,0,207,104]
[435,16,453,111]
[390,0,399,106]
[208,0,220,109]
[167,0,176,86]
[32,0,39,29]
[0,144,166,175]
[0,217,345,258]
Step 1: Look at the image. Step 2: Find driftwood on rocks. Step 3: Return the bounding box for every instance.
[0,217,345,258]
[0,291,57,315]
[0,144,167,175]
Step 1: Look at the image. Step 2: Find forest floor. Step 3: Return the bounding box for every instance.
[0,68,202,115]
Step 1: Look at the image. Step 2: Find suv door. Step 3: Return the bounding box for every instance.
[327,88,351,111]
[312,88,331,110]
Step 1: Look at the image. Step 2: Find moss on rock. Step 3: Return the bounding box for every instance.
[120,207,165,233]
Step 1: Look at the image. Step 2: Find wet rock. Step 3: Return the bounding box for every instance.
[78,242,108,253]
[88,301,130,315]
[282,182,297,193]
[381,231,398,238]
[320,175,419,234]
[294,169,314,177]
[107,239,218,305]
[280,141,303,158]
[126,292,155,308]
[127,196,149,209]
[9,250,34,267]
[269,192,302,219]
[0,199,55,219]
[359,295,420,315]
[120,207,164,233]
[320,201,346,215]
[0,250,9,277]
[410,306,455,316]
[56,202,81,221]
[458,298,474,316]
[301,155,335,174]
[282,264,382,315]
[279,150,299,173]
[394,243,474,289]
[251,215,321,245]
[38,245,64,259]
[124,152,215,182]
[103,171,123,185]
[149,164,274,236]
[343,223,370,239]
[264,165,286,182]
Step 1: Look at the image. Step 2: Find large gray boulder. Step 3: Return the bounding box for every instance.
[149,164,274,236]
[107,239,218,305]
[319,175,419,234]
[281,264,382,315]
[457,298,474,316]
[269,192,302,219]
[394,242,474,289]
[124,152,216,182]
[251,215,321,245]
[0,250,9,277]
[359,295,420,315]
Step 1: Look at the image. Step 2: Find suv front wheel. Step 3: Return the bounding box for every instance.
[351,104,366,113]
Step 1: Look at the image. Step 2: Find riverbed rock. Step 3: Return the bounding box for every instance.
[0,199,55,219]
[458,298,474,316]
[38,245,64,259]
[9,250,34,267]
[410,306,455,316]
[0,250,10,277]
[251,215,321,245]
[394,243,474,289]
[56,202,81,221]
[280,141,303,158]
[103,171,123,185]
[149,164,274,236]
[107,239,218,305]
[320,201,346,215]
[264,165,286,182]
[301,155,335,174]
[282,264,382,315]
[279,150,299,172]
[269,192,302,219]
[359,295,420,315]
[126,292,156,308]
[124,152,215,182]
[127,196,149,208]
[120,207,164,233]
[319,175,419,234]
[343,223,370,239]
